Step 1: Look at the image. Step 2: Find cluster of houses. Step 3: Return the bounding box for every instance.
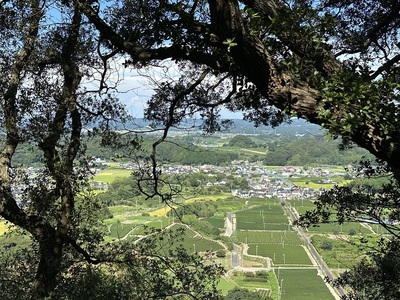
[111,159,348,200]
[8,158,348,211]
[232,177,318,200]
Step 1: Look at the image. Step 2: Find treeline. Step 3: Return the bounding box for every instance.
[96,172,249,207]
[263,136,374,166]
[155,142,238,165]
[10,136,123,166]
[168,201,218,218]
[95,176,158,207]
[10,133,374,167]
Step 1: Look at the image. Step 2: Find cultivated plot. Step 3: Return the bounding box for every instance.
[236,204,288,230]
[277,269,335,300]
[248,243,313,266]
[93,167,132,183]
[237,230,302,244]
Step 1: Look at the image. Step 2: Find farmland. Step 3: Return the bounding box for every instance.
[0,170,382,300]
[278,269,334,300]
[0,131,385,299]
[97,196,339,298]
[0,221,7,235]
[93,167,132,182]
[88,163,360,299]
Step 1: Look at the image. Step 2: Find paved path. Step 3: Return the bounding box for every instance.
[231,243,270,272]
[224,212,236,237]
[224,212,233,237]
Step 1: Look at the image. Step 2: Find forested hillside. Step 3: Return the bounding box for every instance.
[9,132,373,167]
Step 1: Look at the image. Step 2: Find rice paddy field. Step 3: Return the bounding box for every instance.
[205,215,226,228]
[236,230,312,266]
[249,243,313,266]
[237,230,302,245]
[229,200,349,298]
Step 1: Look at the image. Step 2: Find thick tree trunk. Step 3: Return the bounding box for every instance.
[30,5,83,297]
[31,228,63,298]
[79,0,400,175]
[207,0,400,180]
[0,2,83,298]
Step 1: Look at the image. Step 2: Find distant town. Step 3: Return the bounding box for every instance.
[91,159,351,200]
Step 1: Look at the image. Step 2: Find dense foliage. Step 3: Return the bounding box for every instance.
[225,287,271,300]
[2,0,400,298]
[11,134,373,168]
[264,136,373,166]
[170,201,218,218]
[0,226,224,299]
[228,135,256,148]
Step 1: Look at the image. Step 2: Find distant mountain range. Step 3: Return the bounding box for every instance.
[228,118,323,136]
[125,117,324,137]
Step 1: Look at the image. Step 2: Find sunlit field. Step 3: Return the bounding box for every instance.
[278,269,335,300]
[93,167,132,182]
[0,221,7,235]
[150,205,173,217]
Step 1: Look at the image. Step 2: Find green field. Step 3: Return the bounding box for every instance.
[236,230,312,266]
[288,175,349,190]
[93,167,132,183]
[108,222,137,239]
[278,269,335,300]
[237,230,302,245]
[311,235,367,269]
[217,276,237,295]
[205,215,226,228]
[236,204,288,230]
[161,224,224,253]
[248,243,312,266]
[227,271,275,296]
[306,222,372,234]
[289,200,374,235]
[85,165,388,299]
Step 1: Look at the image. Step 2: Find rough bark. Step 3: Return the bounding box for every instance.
[208,0,400,180]
[31,4,83,297]
[76,0,400,178]
[0,0,41,226]
[0,0,84,297]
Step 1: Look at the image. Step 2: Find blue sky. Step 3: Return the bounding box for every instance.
[114,63,244,120]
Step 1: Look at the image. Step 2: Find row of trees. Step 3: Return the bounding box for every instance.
[1,0,400,298]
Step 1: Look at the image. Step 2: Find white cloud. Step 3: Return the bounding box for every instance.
[85,57,244,120]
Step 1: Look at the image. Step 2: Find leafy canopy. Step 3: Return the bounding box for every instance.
[2,0,400,298]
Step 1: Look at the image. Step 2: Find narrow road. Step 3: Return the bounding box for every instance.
[232,244,240,267]
[231,243,270,272]
[224,212,234,237]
